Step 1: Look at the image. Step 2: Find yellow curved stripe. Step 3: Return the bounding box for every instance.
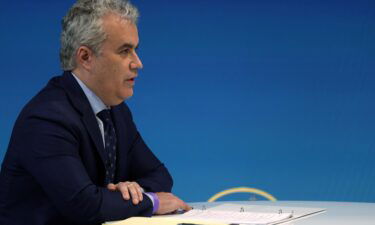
[208,187,277,202]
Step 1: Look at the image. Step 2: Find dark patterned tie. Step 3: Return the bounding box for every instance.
[97,109,117,185]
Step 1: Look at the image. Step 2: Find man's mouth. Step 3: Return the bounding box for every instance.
[126,77,136,85]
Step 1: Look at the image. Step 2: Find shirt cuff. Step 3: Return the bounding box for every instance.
[144,192,159,214]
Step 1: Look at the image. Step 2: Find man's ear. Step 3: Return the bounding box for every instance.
[76,46,95,70]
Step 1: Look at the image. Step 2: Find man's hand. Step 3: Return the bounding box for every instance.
[107,181,143,204]
[155,192,192,215]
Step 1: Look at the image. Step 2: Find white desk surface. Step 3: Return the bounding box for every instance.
[189,201,375,225]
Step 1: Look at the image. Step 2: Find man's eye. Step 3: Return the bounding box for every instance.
[121,49,130,54]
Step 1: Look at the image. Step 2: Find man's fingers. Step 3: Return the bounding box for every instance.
[127,183,140,204]
[115,181,143,204]
[133,182,143,202]
[175,197,191,211]
[118,183,130,200]
[181,202,192,211]
[155,192,191,215]
[109,181,144,204]
[126,182,143,204]
[107,183,116,191]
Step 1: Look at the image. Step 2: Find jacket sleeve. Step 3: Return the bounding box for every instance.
[15,108,153,224]
[129,132,173,192]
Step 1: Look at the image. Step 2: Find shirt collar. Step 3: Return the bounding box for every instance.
[71,72,108,115]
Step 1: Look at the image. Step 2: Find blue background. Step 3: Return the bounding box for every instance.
[0,0,374,202]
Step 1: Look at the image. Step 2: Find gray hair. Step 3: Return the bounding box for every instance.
[60,0,139,70]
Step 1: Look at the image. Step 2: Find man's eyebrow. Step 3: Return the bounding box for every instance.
[117,43,139,51]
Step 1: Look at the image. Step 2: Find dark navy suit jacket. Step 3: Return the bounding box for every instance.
[0,72,173,225]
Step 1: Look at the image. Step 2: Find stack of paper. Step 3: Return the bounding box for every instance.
[104,203,325,225]
[172,208,292,224]
[105,216,227,225]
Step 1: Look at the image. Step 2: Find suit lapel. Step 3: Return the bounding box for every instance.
[60,71,107,165]
[111,106,131,181]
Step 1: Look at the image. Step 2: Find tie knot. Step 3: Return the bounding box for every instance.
[97,109,112,123]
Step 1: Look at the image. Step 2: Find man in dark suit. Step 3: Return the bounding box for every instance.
[0,0,190,224]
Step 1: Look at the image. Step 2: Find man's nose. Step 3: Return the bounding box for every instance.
[130,52,143,70]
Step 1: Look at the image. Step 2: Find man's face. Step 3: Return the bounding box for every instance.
[90,13,143,106]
